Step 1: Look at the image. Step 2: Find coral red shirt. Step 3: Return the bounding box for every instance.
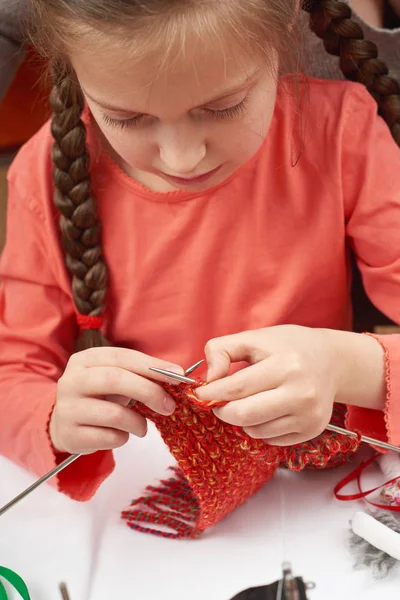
[1,77,400,501]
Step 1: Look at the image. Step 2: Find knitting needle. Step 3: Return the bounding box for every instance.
[59,583,71,600]
[0,453,80,517]
[326,424,400,454]
[149,367,197,384]
[184,359,204,375]
[0,361,203,518]
[148,360,204,383]
[153,368,400,455]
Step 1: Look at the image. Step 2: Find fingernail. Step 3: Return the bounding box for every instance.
[163,396,176,413]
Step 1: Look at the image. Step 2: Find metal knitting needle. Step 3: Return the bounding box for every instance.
[0,453,80,517]
[59,583,71,600]
[149,367,197,384]
[148,360,204,383]
[326,423,400,454]
[154,368,400,455]
[184,359,204,375]
[0,361,203,518]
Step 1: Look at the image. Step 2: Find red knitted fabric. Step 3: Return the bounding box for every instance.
[121,382,361,539]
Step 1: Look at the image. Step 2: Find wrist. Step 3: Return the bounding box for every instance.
[320,328,386,411]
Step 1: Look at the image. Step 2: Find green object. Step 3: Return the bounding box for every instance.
[0,568,31,600]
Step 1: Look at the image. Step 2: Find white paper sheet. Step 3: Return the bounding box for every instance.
[0,423,399,600]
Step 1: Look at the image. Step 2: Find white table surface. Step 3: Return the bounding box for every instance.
[0,423,399,600]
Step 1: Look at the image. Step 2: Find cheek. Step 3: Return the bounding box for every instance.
[90,108,153,168]
[217,106,274,164]
[101,127,152,167]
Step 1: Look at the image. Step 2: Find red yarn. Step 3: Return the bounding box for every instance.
[122,383,362,539]
[334,453,400,513]
[75,313,103,331]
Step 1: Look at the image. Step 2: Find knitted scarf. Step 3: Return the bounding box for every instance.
[121,382,361,539]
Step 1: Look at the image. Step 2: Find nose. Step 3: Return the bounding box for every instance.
[159,123,206,175]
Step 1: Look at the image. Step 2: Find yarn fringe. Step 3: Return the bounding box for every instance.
[123,384,361,539]
[121,467,201,539]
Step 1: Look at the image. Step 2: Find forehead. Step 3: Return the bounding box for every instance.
[69,31,262,113]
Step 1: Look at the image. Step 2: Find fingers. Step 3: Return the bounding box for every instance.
[203,331,266,381]
[196,358,284,403]
[62,426,132,455]
[257,433,312,447]
[243,416,297,440]
[212,388,290,427]
[51,398,149,454]
[72,397,148,435]
[60,367,176,416]
[68,347,184,383]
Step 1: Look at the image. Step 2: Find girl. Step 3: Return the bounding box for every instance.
[0,0,400,506]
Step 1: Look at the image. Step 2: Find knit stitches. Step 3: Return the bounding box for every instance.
[121,383,361,538]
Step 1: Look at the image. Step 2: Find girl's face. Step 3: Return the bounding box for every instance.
[70,35,278,192]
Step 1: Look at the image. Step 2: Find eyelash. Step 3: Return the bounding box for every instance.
[101,96,249,130]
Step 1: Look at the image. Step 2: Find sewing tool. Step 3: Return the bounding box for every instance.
[228,562,315,599]
[149,367,400,454]
[325,424,400,454]
[59,582,71,600]
[0,453,80,517]
[0,361,204,518]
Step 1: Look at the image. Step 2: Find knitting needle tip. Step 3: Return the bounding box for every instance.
[185,359,204,375]
[149,367,197,384]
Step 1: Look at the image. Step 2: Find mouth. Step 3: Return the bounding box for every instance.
[161,165,222,186]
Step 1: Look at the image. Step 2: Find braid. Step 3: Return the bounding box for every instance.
[50,64,109,350]
[302,0,400,146]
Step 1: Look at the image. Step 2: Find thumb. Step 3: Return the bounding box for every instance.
[204,332,254,382]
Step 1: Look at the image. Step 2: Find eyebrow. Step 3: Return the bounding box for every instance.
[81,70,259,115]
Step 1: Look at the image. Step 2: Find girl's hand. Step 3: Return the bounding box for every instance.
[195,325,385,446]
[50,347,184,454]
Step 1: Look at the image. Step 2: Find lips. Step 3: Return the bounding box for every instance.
[161,165,221,186]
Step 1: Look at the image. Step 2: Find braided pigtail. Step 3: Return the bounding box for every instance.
[301,0,400,146]
[50,64,109,351]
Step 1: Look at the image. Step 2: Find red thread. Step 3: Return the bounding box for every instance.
[76,313,103,331]
[334,453,400,512]
[122,384,363,538]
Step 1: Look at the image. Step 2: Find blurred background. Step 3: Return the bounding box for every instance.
[0,46,49,252]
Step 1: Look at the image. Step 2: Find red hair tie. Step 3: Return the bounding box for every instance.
[76,313,104,331]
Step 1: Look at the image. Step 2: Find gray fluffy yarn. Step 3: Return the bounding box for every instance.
[349,511,400,579]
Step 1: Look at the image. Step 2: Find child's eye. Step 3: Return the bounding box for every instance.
[101,114,144,130]
[101,96,249,130]
[202,96,249,120]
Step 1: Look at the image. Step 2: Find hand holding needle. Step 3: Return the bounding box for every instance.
[149,366,400,455]
[2,357,397,517]
[0,360,204,518]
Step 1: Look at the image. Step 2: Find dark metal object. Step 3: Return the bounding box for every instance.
[228,563,315,600]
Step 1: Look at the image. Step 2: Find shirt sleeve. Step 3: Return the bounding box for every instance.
[341,84,400,448]
[0,172,115,501]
